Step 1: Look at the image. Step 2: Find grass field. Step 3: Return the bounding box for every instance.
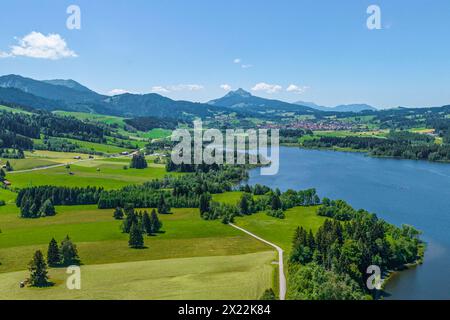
[0,251,274,300]
[0,201,274,299]
[0,105,32,115]
[52,111,126,127]
[0,205,271,272]
[234,206,326,253]
[212,191,244,205]
[7,158,172,189]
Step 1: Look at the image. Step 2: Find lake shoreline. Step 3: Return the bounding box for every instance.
[281,143,450,164]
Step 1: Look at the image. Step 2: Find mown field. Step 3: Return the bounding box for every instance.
[0,252,274,300]
[6,156,173,189]
[0,185,275,299]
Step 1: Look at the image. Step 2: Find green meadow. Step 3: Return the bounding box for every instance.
[7,159,172,189]
[234,205,326,253]
[0,199,274,299]
[0,251,274,300]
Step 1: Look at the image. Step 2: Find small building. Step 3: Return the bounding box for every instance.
[74,156,81,160]
[3,180,11,187]
[121,151,129,156]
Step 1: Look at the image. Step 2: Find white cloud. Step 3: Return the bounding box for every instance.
[150,84,204,94]
[150,86,170,94]
[233,58,241,64]
[286,84,309,94]
[0,32,77,60]
[0,51,12,58]
[220,84,232,91]
[108,89,135,96]
[168,84,204,91]
[241,64,253,69]
[251,82,283,94]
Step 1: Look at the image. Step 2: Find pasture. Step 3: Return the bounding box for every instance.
[0,251,274,300]
[234,205,326,253]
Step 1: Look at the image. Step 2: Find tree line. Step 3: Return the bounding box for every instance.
[287,202,423,300]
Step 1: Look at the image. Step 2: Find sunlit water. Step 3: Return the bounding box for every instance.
[246,147,450,300]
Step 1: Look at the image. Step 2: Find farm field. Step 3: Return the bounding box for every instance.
[6,157,173,189]
[0,251,274,300]
[0,205,271,272]
[52,111,127,127]
[234,205,326,253]
[0,200,274,299]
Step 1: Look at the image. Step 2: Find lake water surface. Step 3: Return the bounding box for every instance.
[247,147,450,299]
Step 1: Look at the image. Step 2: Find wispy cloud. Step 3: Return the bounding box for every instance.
[108,89,135,96]
[220,84,232,91]
[0,31,77,60]
[150,86,170,94]
[151,84,204,94]
[233,58,252,69]
[251,82,282,94]
[286,84,309,94]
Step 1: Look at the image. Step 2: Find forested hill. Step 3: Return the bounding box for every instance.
[0,109,108,150]
[0,75,238,120]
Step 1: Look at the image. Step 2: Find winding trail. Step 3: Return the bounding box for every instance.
[229,223,286,300]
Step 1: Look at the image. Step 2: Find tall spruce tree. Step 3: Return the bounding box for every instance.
[199,193,211,216]
[157,194,170,214]
[142,211,152,235]
[47,238,60,266]
[40,199,56,217]
[150,209,162,234]
[130,152,148,169]
[60,235,79,266]
[28,250,49,287]
[113,207,124,220]
[129,221,144,248]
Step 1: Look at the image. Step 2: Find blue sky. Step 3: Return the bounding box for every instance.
[1,0,450,108]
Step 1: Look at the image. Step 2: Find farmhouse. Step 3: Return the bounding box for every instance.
[2,180,11,187]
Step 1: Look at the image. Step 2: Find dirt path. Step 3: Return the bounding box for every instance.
[229,223,286,300]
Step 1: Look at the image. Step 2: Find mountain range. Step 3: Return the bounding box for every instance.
[208,88,316,114]
[0,74,378,120]
[295,100,377,112]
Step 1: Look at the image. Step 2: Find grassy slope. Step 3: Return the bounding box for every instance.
[0,205,271,273]
[0,252,274,300]
[234,206,326,254]
[7,159,172,189]
[0,203,274,299]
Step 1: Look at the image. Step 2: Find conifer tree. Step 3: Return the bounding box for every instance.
[149,209,162,234]
[142,211,152,235]
[128,221,144,248]
[113,207,124,220]
[60,235,79,266]
[40,199,56,217]
[28,250,49,287]
[47,238,60,266]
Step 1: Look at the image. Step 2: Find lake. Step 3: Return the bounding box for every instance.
[247,147,450,300]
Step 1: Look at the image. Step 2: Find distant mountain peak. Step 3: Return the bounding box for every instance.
[43,79,93,93]
[225,88,252,98]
